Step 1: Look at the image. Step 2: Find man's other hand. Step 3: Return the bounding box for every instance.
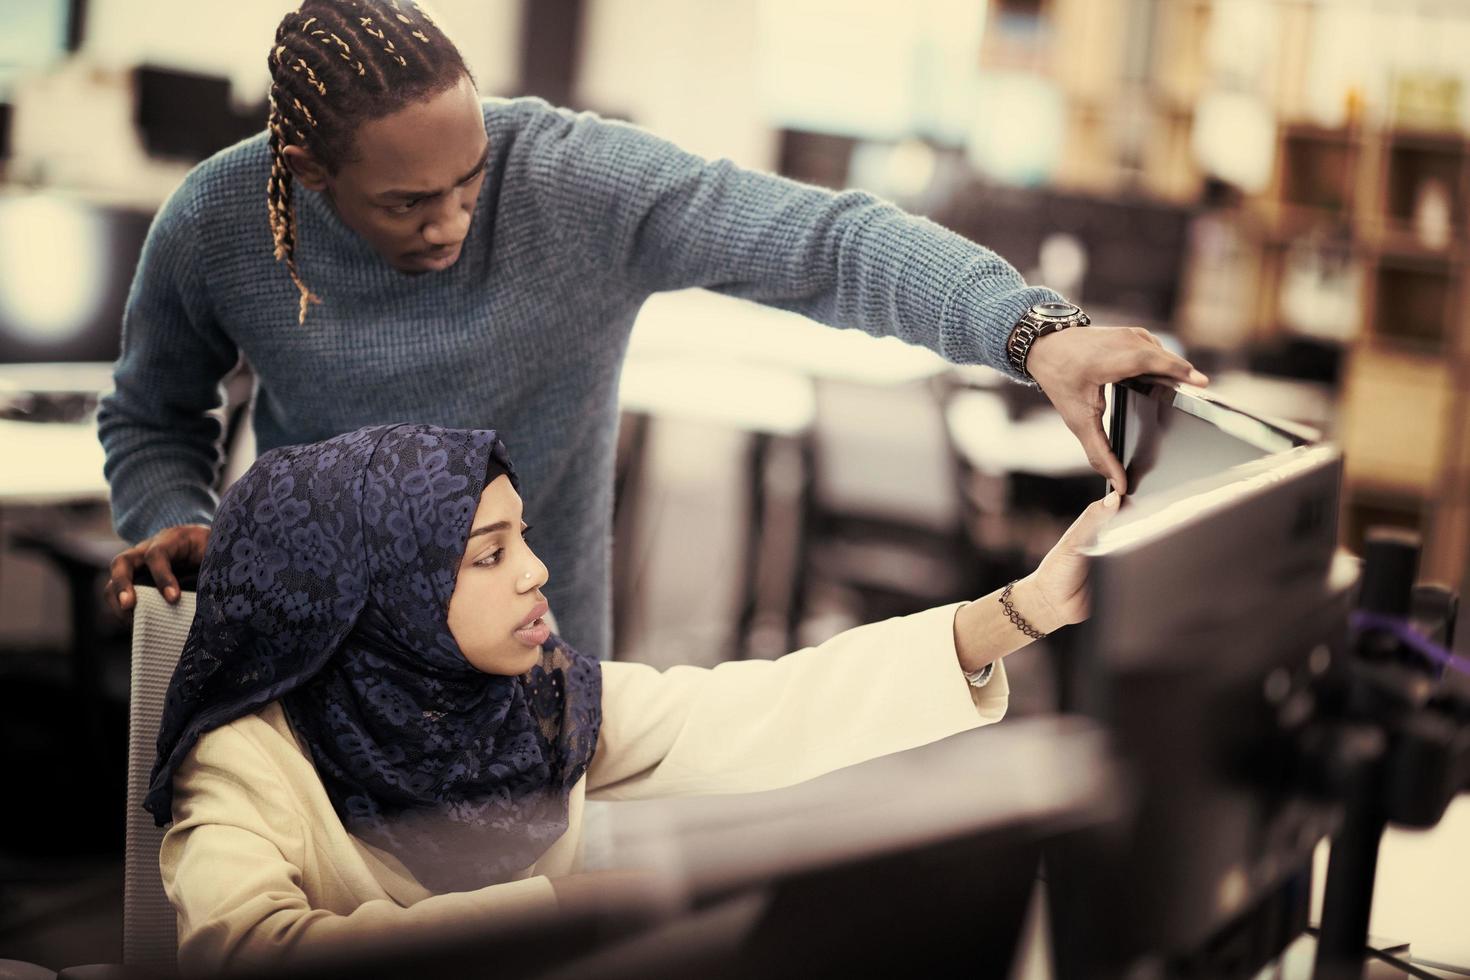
[105,524,211,618]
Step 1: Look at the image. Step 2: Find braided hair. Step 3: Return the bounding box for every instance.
[266,0,471,323]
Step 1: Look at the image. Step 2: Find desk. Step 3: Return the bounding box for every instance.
[0,362,112,506]
[0,419,108,505]
[629,288,949,387]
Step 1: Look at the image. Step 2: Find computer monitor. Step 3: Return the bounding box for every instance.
[0,192,152,366]
[1047,378,1355,977]
[1108,377,1317,500]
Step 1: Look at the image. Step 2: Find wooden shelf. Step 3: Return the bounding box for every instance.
[1368,256,1458,353]
[973,0,1470,588]
[1280,127,1360,212]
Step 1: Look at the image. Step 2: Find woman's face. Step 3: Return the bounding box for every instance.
[446,474,551,676]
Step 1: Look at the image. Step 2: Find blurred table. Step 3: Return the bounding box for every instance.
[0,418,108,505]
[629,288,950,386]
[0,363,111,505]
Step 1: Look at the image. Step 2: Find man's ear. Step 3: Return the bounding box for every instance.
[282,144,331,191]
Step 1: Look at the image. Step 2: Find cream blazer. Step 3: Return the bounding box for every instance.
[161,603,1008,976]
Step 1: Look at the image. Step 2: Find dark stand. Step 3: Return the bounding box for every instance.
[1313,529,1470,980]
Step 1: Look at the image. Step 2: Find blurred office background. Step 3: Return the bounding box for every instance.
[2,0,1470,971]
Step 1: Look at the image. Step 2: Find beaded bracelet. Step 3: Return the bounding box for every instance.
[1000,580,1049,640]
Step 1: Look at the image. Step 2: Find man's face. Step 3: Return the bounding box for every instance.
[314,74,489,274]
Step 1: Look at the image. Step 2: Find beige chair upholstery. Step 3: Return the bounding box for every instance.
[124,586,195,974]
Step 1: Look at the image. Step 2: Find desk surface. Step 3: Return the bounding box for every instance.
[0,361,115,395]
[0,418,108,505]
[629,289,949,387]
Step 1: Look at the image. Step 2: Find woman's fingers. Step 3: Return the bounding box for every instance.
[1059,491,1121,553]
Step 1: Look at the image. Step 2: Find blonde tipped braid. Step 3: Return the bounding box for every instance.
[266,98,321,325]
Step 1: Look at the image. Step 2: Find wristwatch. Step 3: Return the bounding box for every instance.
[1005,301,1091,382]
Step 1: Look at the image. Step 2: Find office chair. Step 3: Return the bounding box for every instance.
[122,585,194,975]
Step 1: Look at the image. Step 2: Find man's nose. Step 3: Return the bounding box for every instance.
[423,201,470,245]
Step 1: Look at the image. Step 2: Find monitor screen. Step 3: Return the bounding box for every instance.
[1100,378,1321,542]
[1049,379,1349,974]
[0,193,152,365]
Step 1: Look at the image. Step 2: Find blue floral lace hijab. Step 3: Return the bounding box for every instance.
[145,423,602,892]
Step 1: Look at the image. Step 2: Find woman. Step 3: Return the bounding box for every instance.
[150,423,1115,977]
[100,0,1203,662]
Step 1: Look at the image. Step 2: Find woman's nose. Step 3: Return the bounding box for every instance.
[517,554,549,593]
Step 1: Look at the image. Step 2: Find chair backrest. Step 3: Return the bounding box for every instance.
[125,585,195,972]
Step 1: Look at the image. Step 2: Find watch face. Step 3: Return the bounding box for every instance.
[1032,301,1080,318]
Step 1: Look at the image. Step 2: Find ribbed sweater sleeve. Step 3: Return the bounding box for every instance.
[97,176,240,543]
[520,103,1063,377]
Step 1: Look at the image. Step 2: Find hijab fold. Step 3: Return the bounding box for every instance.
[146,423,601,893]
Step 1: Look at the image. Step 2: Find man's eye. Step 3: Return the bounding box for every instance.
[386,200,419,214]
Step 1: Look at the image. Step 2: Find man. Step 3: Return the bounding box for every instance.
[100,0,1204,657]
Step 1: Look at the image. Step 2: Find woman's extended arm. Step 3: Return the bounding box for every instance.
[587,493,1118,803]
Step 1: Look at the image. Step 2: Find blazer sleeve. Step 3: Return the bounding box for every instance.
[161,720,560,978]
[587,602,1007,800]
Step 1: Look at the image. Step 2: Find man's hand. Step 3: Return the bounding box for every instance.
[105,524,211,618]
[1025,325,1207,494]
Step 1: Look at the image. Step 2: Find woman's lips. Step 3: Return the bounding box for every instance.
[514,600,550,647]
[517,600,549,630]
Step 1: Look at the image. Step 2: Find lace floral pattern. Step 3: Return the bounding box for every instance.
[146,424,602,892]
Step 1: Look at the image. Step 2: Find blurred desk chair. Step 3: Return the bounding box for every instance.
[123,585,193,975]
[788,372,978,649]
[616,354,814,660]
[943,386,1097,581]
[627,289,969,656]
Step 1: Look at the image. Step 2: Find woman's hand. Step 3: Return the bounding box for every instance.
[1017,491,1121,632]
[953,493,1119,674]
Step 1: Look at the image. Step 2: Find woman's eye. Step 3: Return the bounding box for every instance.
[474,547,504,568]
[521,524,533,540]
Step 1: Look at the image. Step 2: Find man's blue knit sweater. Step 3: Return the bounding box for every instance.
[98,96,1063,658]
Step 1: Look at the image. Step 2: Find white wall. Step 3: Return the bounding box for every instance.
[576,0,775,171]
[81,0,523,103]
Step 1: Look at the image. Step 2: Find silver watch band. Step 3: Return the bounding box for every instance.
[1006,301,1091,381]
